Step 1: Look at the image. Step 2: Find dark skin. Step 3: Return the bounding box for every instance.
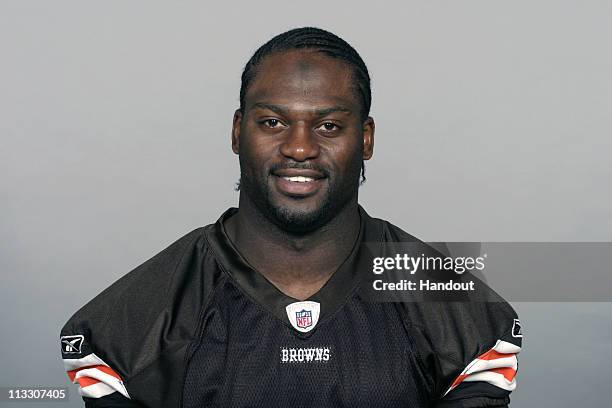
[225,49,374,300]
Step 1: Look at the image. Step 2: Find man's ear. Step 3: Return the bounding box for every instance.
[362,116,375,160]
[231,109,242,155]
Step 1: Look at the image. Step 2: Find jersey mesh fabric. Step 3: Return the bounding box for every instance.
[182,279,431,408]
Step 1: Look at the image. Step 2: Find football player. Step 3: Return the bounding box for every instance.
[60,27,522,407]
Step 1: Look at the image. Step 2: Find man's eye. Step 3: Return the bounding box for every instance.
[262,119,283,128]
[318,122,339,132]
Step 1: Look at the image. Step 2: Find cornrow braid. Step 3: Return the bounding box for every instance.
[239,27,371,184]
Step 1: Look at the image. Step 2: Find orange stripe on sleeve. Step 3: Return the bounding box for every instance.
[490,367,517,382]
[67,365,122,382]
[76,376,102,388]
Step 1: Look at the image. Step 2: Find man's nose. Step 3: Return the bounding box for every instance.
[279,123,320,162]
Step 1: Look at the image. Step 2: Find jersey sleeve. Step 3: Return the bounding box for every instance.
[403,298,523,407]
[61,339,130,400]
[59,228,211,407]
[440,333,521,403]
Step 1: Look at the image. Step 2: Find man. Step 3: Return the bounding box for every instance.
[60,27,522,407]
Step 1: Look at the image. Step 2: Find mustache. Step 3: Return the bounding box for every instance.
[269,162,330,178]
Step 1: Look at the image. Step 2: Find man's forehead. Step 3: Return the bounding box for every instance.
[245,50,360,113]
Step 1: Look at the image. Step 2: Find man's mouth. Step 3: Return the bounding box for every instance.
[280,176,317,183]
[271,169,326,197]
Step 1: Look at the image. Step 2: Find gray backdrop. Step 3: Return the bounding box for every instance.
[1,1,611,407]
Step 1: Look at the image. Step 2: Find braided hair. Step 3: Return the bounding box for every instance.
[238,27,371,185]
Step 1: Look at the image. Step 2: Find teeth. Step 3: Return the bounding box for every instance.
[282,176,315,183]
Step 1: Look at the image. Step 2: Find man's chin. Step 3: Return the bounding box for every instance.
[266,200,331,233]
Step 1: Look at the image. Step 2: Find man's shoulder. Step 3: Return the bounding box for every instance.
[59,224,224,404]
[75,226,209,309]
[363,209,521,389]
[63,222,224,323]
[376,213,520,343]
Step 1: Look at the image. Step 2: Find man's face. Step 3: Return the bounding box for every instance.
[232,49,374,232]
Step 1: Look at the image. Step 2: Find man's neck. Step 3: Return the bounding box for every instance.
[224,197,361,301]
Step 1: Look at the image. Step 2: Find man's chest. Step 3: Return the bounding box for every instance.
[181,285,430,408]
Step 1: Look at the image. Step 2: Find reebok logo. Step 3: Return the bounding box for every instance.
[61,335,84,354]
[512,319,523,338]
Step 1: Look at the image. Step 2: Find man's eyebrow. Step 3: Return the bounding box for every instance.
[314,106,352,116]
[251,103,352,116]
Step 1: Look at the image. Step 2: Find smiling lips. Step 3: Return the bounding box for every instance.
[272,169,326,197]
[281,175,316,183]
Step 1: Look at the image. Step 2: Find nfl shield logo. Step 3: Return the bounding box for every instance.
[286,301,320,333]
[295,309,312,329]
